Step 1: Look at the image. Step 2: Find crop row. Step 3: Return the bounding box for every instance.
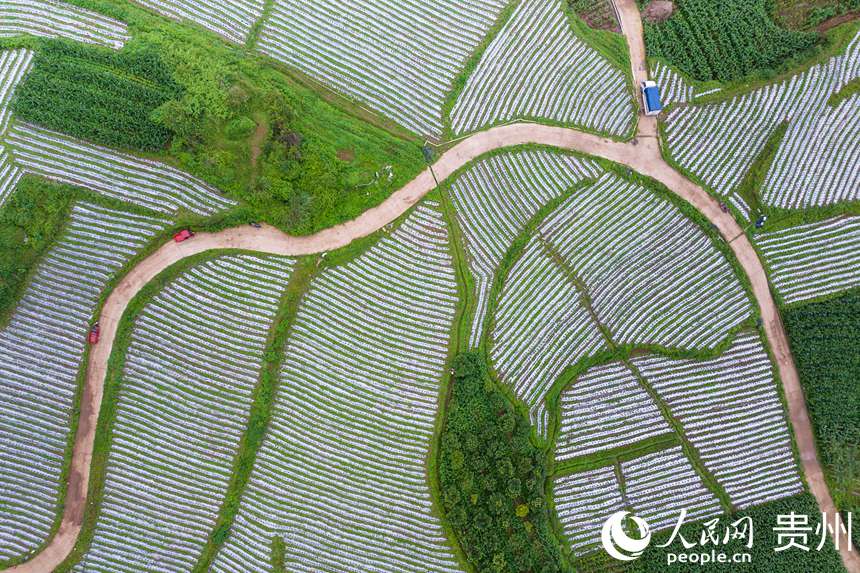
[210,202,462,573]
[74,255,294,572]
[0,203,168,561]
[0,0,128,49]
[450,0,634,136]
[447,148,601,347]
[491,172,750,435]
[5,121,236,216]
[0,49,32,208]
[664,30,860,207]
[633,332,803,509]
[556,362,669,460]
[134,0,265,44]
[257,0,506,137]
[756,216,860,304]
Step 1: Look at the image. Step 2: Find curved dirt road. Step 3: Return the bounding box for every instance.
[9,4,858,571]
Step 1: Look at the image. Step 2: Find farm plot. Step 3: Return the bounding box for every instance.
[0,0,128,49]
[210,202,462,573]
[132,0,264,44]
[450,0,634,136]
[73,255,294,573]
[651,61,693,106]
[0,203,167,562]
[491,172,750,435]
[446,148,601,347]
[255,0,506,137]
[0,149,22,207]
[554,466,625,554]
[556,362,669,461]
[0,49,33,137]
[663,31,860,204]
[633,332,804,509]
[756,216,860,304]
[5,122,235,215]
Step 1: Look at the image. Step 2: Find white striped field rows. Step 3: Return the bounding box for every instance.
[0,49,33,137]
[556,362,669,461]
[210,202,462,573]
[6,122,235,216]
[0,0,129,49]
[450,0,634,136]
[0,203,168,562]
[132,0,264,44]
[256,0,506,137]
[756,216,860,304]
[73,255,294,573]
[633,332,804,509]
[554,466,624,554]
[447,148,601,347]
[664,31,860,206]
[0,149,22,207]
[491,172,750,435]
[651,61,692,106]
[621,446,722,531]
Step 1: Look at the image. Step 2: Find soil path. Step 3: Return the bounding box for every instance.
[7,4,858,571]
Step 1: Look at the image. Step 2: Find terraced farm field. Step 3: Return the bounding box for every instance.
[0,0,128,49]
[0,203,168,560]
[133,0,265,44]
[74,255,294,572]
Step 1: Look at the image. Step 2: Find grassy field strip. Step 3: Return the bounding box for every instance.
[5,122,236,216]
[664,31,860,206]
[757,216,860,304]
[633,332,804,509]
[72,254,294,572]
[0,203,168,562]
[447,148,600,347]
[209,202,463,573]
[491,171,750,436]
[256,0,506,138]
[556,362,670,461]
[134,0,265,44]
[555,445,721,556]
[0,49,32,207]
[450,0,634,136]
[0,0,128,49]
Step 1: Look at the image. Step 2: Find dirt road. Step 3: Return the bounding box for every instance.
[7,5,857,572]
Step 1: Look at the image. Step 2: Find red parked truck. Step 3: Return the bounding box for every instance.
[88,322,100,344]
[173,229,194,243]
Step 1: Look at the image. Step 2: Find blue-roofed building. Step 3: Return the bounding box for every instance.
[641,81,663,116]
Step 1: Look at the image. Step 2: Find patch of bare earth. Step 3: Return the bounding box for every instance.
[818,10,860,32]
[644,0,675,23]
[337,148,355,161]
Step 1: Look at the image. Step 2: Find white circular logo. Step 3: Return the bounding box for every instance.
[601,511,652,561]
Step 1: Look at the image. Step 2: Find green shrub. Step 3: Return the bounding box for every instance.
[224,116,257,140]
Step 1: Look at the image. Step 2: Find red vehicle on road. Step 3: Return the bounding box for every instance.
[173,229,194,243]
[88,322,100,344]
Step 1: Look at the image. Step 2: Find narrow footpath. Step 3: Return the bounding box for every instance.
[6,2,858,571]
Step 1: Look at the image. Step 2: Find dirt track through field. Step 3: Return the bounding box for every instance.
[6,3,858,571]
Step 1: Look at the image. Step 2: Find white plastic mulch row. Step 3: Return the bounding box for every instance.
[633,332,804,509]
[756,216,860,304]
[0,148,22,207]
[492,172,751,435]
[447,148,601,347]
[0,0,129,49]
[210,202,463,573]
[256,0,506,137]
[650,61,693,106]
[450,0,634,136]
[554,446,720,555]
[663,31,860,207]
[0,49,33,208]
[73,255,294,573]
[6,121,236,216]
[133,0,265,44]
[556,362,669,461]
[621,447,723,531]
[0,203,168,562]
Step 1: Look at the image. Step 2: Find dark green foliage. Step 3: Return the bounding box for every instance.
[631,494,844,571]
[784,291,860,531]
[439,353,566,573]
[644,0,820,82]
[12,40,179,150]
[0,177,75,324]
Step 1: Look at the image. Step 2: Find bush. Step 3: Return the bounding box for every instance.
[224,116,256,140]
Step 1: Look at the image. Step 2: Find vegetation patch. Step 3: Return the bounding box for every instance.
[12,39,178,151]
[773,0,860,30]
[643,0,821,82]
[567,0,621,31]
[439,353,567,573]
[784,290,860,539]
